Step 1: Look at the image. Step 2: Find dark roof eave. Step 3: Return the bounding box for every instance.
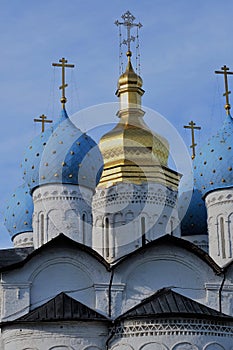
[112,234,222,275]
[117,312,233,322]
[0,318,110,327]
[0,234,110,272]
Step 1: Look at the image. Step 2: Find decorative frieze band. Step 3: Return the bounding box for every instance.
[113,319,233,338]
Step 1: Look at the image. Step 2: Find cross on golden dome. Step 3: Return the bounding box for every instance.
[115,11,142,53]
[215,65,233,115]
[52,57,75,109]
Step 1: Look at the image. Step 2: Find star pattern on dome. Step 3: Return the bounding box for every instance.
[4,185,33,238]
[194,115,233,196]
[21,109,103,192]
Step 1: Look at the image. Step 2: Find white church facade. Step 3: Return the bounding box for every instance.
[2,11,233,350]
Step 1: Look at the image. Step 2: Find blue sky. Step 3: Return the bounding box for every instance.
[1,0,233,248]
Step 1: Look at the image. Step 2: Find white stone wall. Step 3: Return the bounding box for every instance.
[92,182,180,262]
[2,318,233,350]
[0,282,30,322]
[2,322,108,350]
[13,231,34,248]
[0,245,110,321]
[109,318,233,350]
[205,188,233,267]
[32,184,93,248]
[111,243,222,317]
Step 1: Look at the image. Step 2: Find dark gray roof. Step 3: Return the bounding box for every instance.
[0,246,34,269]
[0,234,110,272]
[16,292,108,322]
[117,288,232,321]
[113,235,222,274]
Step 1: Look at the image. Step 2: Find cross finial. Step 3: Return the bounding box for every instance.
[215,65,233,115]
[184,120,201,159]
[34,114,53,133]
[52,57,75,109]
[115,11,142,54]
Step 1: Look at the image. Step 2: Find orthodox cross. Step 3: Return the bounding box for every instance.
[34,114,53,133]
[215,65,233,115]
[52,57,75,108]
[184,120,201,159]
[115,11,142,53]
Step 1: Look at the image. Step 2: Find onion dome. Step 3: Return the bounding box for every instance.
[3,184,33,240]
[22,109,103,192]
[117,51,143,100]
[22,123,53,190]
[98,52,181,190]
[193,114,233,197]
[179,188,207,236]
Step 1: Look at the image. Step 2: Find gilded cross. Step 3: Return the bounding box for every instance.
[34,114,53,133]
[115,11,142,52]
[184,120,201,159]
[52,57,75,108]
[215,65,233,115]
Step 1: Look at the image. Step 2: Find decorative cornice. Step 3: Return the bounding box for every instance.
[113,318,233,338]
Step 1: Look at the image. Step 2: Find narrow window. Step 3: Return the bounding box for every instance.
[82,213,86,244]
[220,217,226,259]
[40,214,45,245]
[141,217,146,246]
[105,218,110,258]
[170,219,174,236]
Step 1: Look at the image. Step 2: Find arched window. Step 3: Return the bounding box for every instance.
[220,217,226,259]
[141,216,146,246]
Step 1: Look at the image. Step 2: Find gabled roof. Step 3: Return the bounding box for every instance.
[16,292,109,322]
[0,246,34,270]
[221,257,233,271]
[0,234,110,272]
[0,234,222,274]
[117,288,232,321]
[112,234,222,274]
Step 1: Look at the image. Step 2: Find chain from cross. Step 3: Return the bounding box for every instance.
[184,120,201,159]
[215,65,233,115]
[52,58,75,108]
[34,114,53,133]
[115,11,142,52]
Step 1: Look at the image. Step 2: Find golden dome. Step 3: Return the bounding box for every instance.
[117,51,143,89]
[97,52,181,190]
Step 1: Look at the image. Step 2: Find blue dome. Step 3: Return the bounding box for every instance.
[179,188,207,236]
[22,122,53,189]
[22,109,103,191]
[4,184,33,239]
[193,115,233,197]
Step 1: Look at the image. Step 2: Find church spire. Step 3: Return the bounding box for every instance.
[115,12,144,119]
[96,12,181,190]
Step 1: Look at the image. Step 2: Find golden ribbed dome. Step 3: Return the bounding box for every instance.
[100,118,169,167]
[97,52,181,189]
[98,115,172,187]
